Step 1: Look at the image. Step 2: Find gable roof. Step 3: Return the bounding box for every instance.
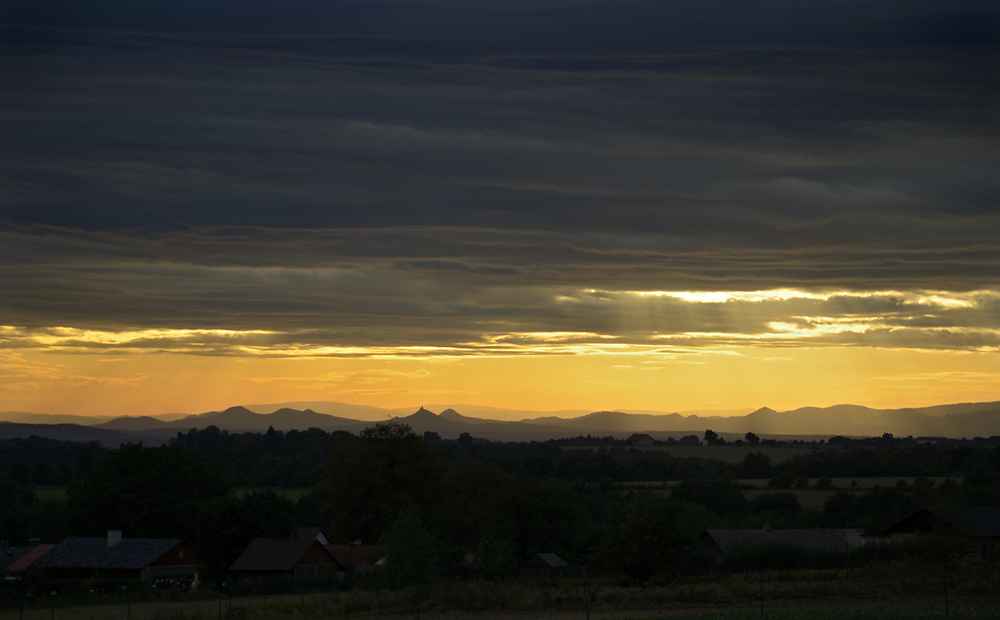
[230,538,335,572]
[702,529,866,553]
[5,544,56,573]
[520,553,568,569]
[325,544,386,572]
[882,506,1000,537]
[1,546,38,571]
[34,538,184,569]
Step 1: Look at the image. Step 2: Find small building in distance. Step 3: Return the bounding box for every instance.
[230,538,340,584]
[519,553,568,578]
[881,506,1000,559]
[32,531,197,580]
[626,433,654,446]
[700,526,867,557]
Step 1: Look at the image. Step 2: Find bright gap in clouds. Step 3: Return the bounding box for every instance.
[2,287,998,356]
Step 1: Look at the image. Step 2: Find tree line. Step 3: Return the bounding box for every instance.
[2,423,999,584]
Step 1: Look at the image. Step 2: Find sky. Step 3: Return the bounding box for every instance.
[1,1,999,419]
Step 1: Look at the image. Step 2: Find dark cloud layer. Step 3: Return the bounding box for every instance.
[1,1,998,353]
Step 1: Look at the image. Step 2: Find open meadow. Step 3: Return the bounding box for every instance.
[3,569,998,620]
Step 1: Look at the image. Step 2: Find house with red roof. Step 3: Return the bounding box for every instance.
[230,538,340,583]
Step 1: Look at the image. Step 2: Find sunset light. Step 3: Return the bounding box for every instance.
[1,1,997,424]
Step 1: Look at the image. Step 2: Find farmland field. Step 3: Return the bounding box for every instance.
[2,579,998,620]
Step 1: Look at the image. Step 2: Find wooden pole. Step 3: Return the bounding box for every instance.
[759,568,764,618]
[943,560,949,620]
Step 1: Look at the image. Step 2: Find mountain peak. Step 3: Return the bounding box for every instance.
[222,405,255,415]
[403,407,439,421]
[749,407,778,416]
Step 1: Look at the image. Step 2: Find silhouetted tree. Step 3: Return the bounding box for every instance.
[381,510,440,589]
[66,443,229,539]
[195,489,295,578]
[600,494,691,581]
[0,474,37,543]
[318,422,443,543]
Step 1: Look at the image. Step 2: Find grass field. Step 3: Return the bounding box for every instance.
[622,476,961,509]
[33,487,68,501]
[2,572,997,620]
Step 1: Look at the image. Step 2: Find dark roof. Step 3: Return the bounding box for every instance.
[702,529,866,553]
[882,506,1000,537]
[528,553,568,568]
[963,506,1000,536]
[5,545,56,573]
[325,545,386,572]
[34,538,183,569]
[1,546,36,571]
[230,538,333,572]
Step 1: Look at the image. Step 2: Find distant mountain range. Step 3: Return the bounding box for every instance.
[1,400,998,447]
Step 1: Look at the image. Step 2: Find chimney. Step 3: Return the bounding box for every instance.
[108,530,122,547]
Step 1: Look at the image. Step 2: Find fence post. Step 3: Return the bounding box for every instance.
[943,560,949,620]
[759,568,764,618]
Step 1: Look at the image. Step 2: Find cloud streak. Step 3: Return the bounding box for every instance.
[1,0,998,412]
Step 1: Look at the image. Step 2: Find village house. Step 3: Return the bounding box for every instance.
[325,542,387,577]
[31,531,197,580]
[881,506,1000,559]
[700,525,867,557]
[4,543,55,579]
[626,433,655,446]
[519,553,568,578]
[230,538,340,584]
[2,539,56,579]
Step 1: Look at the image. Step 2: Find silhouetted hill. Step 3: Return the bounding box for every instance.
[438,408,491,425]
[95,416,172,431]
[0,412,116,425]
[0,422,155,446]
[179,406,370,434]
[2,400,998,444]
[242,400,399,421]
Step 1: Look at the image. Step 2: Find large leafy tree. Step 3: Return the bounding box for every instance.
[381,510,440,589]
[0,474,37,544]
[66,443,230,539]
[318,422,443,543]
[195,489,296,578]
[600,494,693,582]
